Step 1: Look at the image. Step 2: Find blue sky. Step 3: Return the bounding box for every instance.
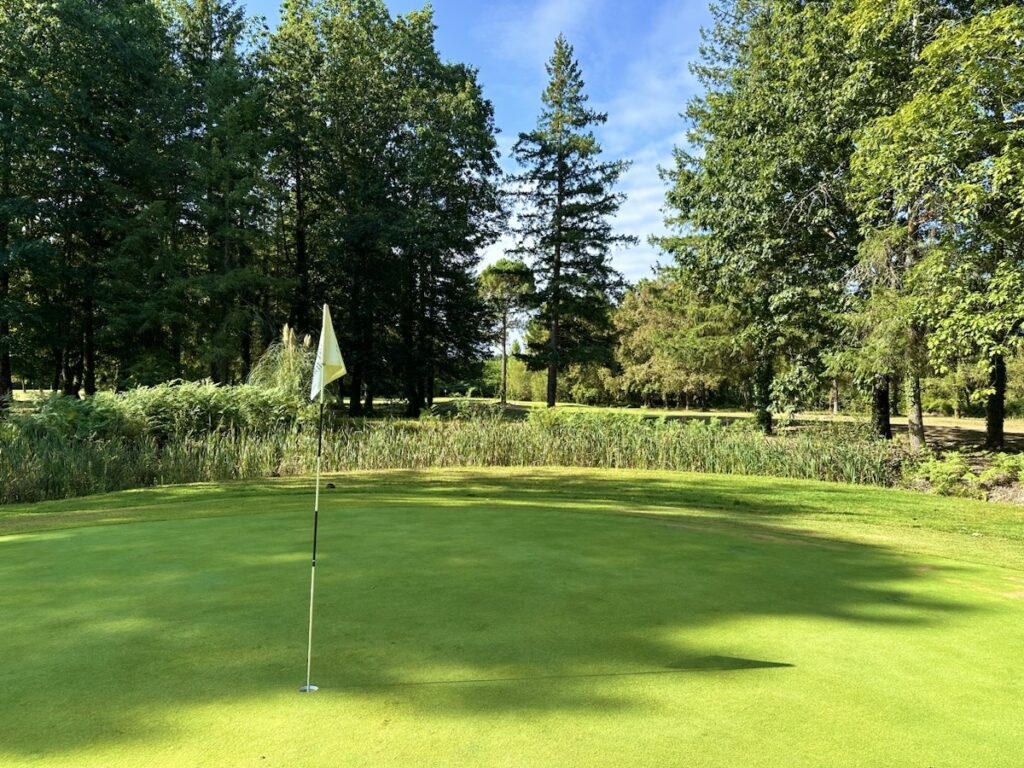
[243,0,712,282]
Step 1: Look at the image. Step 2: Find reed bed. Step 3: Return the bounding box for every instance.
[1,411,903,505]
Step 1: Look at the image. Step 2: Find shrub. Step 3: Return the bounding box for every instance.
[906,452,980,497]
[903,450,1024,498]
[977,453,1024,489]
[21,392,146,441]
[121,382,300,439]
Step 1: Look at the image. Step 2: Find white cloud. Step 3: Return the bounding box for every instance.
[608,146,674,282]
[479,233,518,269]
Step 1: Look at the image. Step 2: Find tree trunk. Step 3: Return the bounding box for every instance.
[0,131,10,410]
[404,383,422,418]
[363,381,374,415]
[889,376,900,416]
[985,353,1006,450]
[289,158,310,330]
[51,349,62,393]
[500,313,508,405]
[401,259,420,418]
[59,306,77,397]
[61,349,76,397]
[403,358,422,417]
[871,375,892,439]
[83,297,96,396]
[348,364,364,417]
[831,378,840,414]
[753,354,773,434]
[906,374,926,451]
[0,267,11,410]
[547,148,565,410]
[240,320,252,382]
[546,294,559,407]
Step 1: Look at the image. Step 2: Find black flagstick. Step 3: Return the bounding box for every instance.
[300,392,326,693]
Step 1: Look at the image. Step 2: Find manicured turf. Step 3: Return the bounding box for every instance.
[2,468,1023,766]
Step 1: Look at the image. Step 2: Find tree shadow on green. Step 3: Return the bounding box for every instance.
[0,471,974,758]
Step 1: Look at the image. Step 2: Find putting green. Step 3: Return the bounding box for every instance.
[1,468,1022,767]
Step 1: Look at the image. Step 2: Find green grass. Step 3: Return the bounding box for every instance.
[445,397,1024,434]
[2,468,1023,766]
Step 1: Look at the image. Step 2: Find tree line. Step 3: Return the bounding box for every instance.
[642,0,1023,449]
[0,0,505,416]
[0,1,633,417]
[481,0,1023,450]
[3,0,1022,447]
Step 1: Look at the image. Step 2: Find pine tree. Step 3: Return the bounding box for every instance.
[263,0,325,338]
[512,35,634,408]
[0,1,38,405]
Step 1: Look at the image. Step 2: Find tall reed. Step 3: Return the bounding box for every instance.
[1,412,903,505]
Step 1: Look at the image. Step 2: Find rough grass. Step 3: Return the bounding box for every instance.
[1,468,1023,767]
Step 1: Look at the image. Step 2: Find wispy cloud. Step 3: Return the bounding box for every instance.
[608,147,674,282]
[475,0,606,63]
[596,1,710,281]
[470,0,709,283]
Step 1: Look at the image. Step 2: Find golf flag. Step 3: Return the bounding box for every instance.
[300,304,346,693]
[310,304,346,401]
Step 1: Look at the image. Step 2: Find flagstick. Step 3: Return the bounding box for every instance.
[300,392,325,693]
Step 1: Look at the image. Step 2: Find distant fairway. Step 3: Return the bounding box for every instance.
[2,468,1023,767]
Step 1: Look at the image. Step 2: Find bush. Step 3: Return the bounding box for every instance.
[903,450,1024,498]
[20,392,147,441]
[906,452,979,497]
[121,382,300,439]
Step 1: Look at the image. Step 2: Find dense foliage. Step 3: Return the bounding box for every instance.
[657,0,1024,447]
[0,0,501,415]
[2,0,1022,457]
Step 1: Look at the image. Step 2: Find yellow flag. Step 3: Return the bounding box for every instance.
[310,304,346,401]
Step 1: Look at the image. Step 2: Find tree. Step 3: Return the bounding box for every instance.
[512,35,634,408]
[480,258,534,404]
[263,0,325,338]
[663,0,860,433]
[855,6,1024,449]
[18,0,184,395]
[845,0,982,451]
[0,1,42,407]
[615,273,742,409]
[262,1,501,414]
[164,0,270,383]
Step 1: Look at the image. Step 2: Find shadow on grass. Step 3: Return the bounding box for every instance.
[0,469,973,757]
[339,656,794,690]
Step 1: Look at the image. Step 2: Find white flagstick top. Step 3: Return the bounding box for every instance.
[310,304,347,402]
